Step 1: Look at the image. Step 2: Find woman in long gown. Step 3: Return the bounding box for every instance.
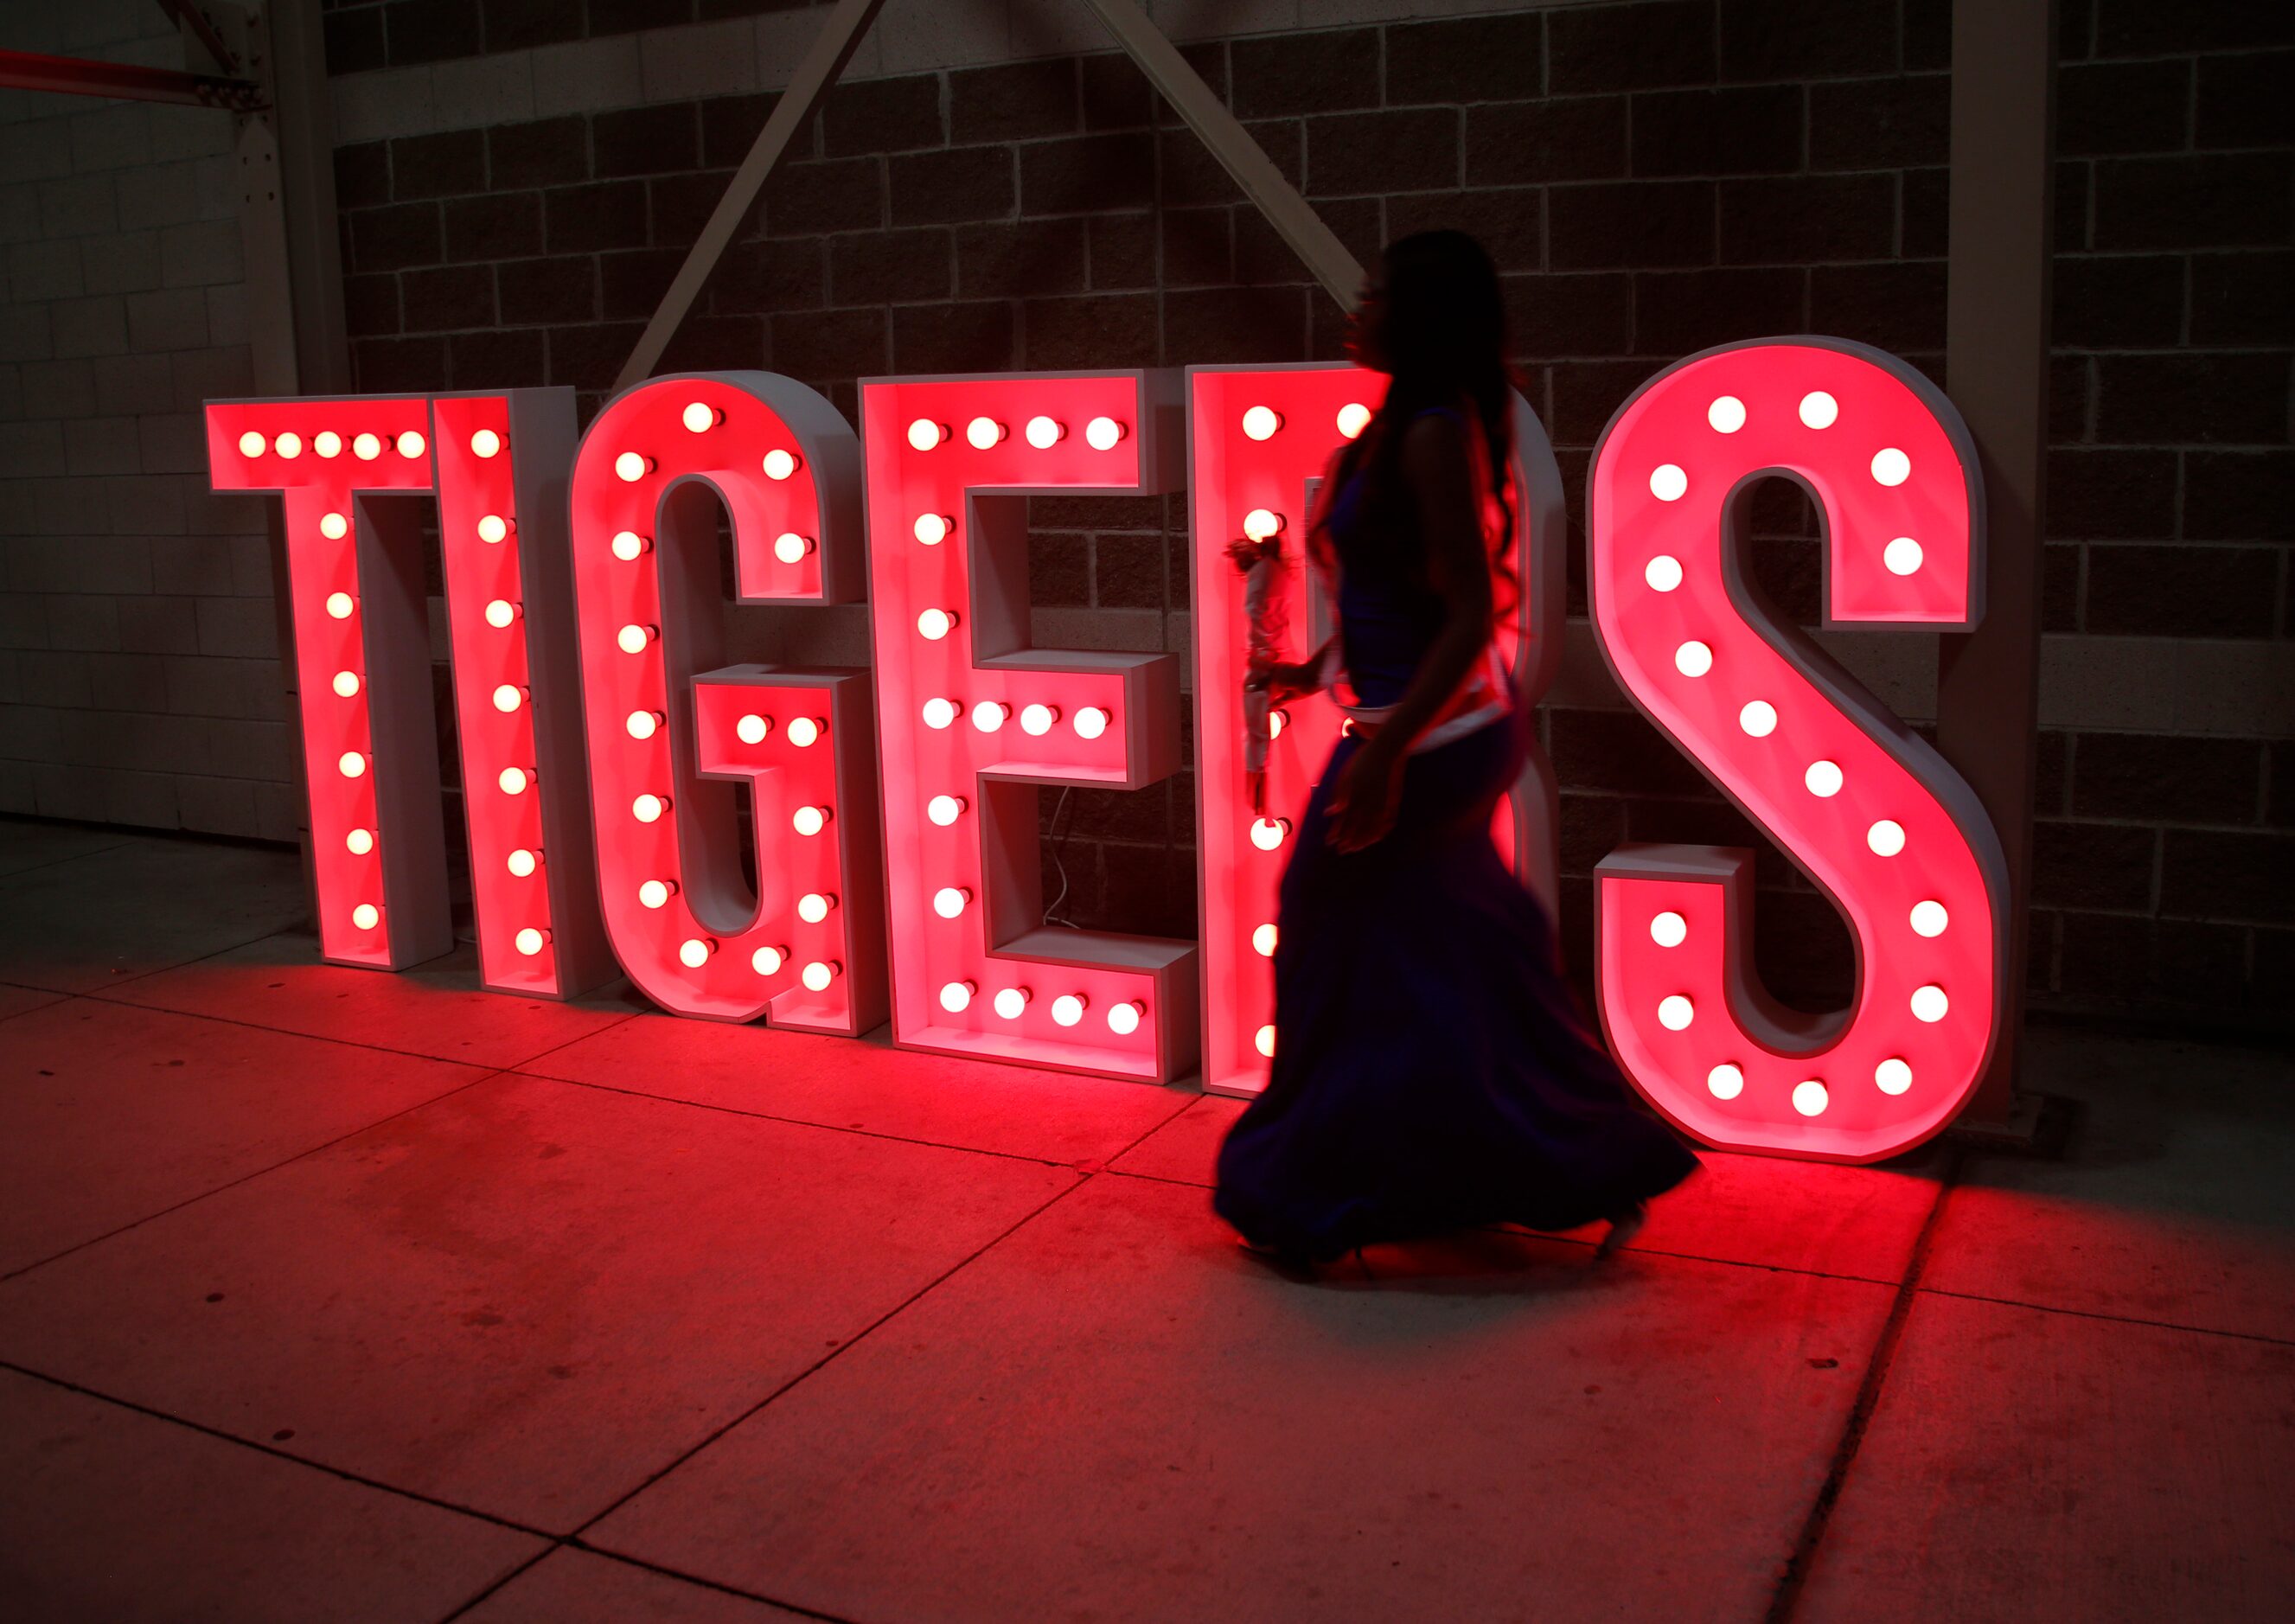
[1212,230,1699,1267]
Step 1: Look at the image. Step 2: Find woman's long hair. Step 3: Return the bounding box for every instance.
[1312,230,1518,619]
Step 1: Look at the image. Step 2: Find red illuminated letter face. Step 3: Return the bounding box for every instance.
[1186,366,1568,1097]
[567,372,885,1033]
[862,371,1195,1082]
[1587,339,2008,1162]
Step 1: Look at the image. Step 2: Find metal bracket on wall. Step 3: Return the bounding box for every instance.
[614,0,1368,393]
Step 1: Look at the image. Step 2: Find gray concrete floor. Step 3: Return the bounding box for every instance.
[1,814,2288,1622]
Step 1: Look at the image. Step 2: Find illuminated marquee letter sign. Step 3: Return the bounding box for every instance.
[1586,339,2009,1163]
[204,393,611,995]
[566,372,885,1033]
[1186,364,1568,1098]
[860,370,1195,1082]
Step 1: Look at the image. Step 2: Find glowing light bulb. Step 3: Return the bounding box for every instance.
[1793,1080,1829,1116]
[791,804,829,836]
[345,828,374,855]
[331,670,360,699]
[1739,700,1777,738]
[625,710,662,740]
[498,767,531,795]
[515,927,547,956]
[1648,464,1687,502]
[1867,820,1906,857]
[927,794,965,826]
[632,792,668,822]
[913,513,951,545]
[611,531,649,560]
[1657,994,1694,1032]
[1805,760,1844,797]
[1025,415,1064,449]
[679,937,715,969]
[1269,709,1287,738]
[1250,816,1288,851]
[751,944,787,975]
[618,623,657,655]
[236,431,264,457]
[1674,641,1712,678]
[1241,406,1282,440]
[638,879,674,909]
[318,511,348,540]
[1073,707,1109,740]
[1650,911,1687,948]
[353,432,381,460]
[492,684,524,713]
[971,700,1007,732]
[681,401,719,432]
[325,591,355,619]
[483,599,520,632]
[1336,401,1371,438]
[1107,1001,1143,1036]
[1876,1058,1913,1096]
[314,431,342,458]
[1910,899,1948,937]
[1707,1063,1744,1100]
[470,429,502,458]
[1911,984,1949,1023]
[274,432,302,458]
[1051,993,1086,1027]
[774,533,813,563]
[352,902,379,929]
[798,892,835,924]
[1870,447,1910,487]
[966,416,1006,449]
[1799,391,1838,430]
[1707,395,1747,433]
[786,717,821,748]
[940,980,976,1013]
[1242,508,1282,540]
[337,751,366,778]
[1252,923,1277,956]
[1884,537,1923,575]
[396,431,425,458]
[801,959,838,992]
[477,514,509,543]
[614,451,652,482]
[917,607,957,641]
[1645,554,1683,592]
[761,448,798,480]
[1255,1024,1276,1058]
[907,419,947,451]
[994,987,1030,1020]
[1084,417,1125,451]
[506,847,539,878]
[932,886,970,919]
[1020,703,1058,736]
[922,697,959,730]
[735,713,770,745]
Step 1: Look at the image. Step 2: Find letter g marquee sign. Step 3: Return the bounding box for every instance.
[205,336,2006,1164]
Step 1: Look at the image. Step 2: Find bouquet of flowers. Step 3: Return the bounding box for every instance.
[1226,534,1291,815]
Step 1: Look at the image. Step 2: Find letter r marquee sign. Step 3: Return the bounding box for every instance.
[205,336,2011,1165]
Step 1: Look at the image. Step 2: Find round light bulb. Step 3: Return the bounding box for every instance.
[515,927,547,956]
[1799,392,1839,430]
[922,696,959,730]
[638,879,674,909]
[1242,508,1282,540]
[678,937,715,969]
[477,514,509,544]
[1084,417,1124,451]
[681,401,719,432]
[1645,554,1683,592]
[1251,923,1278,957]
[1867,819,1906,857]
[625,710,661,740]
[1657,994,1694,1032]
[787,716,822,748]
[1255,1024,1276,1058]
[498,767,531,795]
[798,892,834,924]
[506,848,539,878]
[331,670,360,699]
[1884,537,1923,575]
[792,805,829,836]
[614,451,651,482]
[353,432,381,460]
[927,794,965,826]
[618,623,656,655]
[1707,395,1747,433]
[993,987,1030,1020]
[1050,993,1086,1027]
[274,432,302,459]
[1910,899,1948,937]
[1707,1063,1744,1100]
[325,591,355,619]
[470,429,502,458]
[1020,703,1058,736]
[1674,640,1713,678]
[1336,401,1371,439]
[917,607,956,641]
[351,902,379,929]
[345,828,374,855]
[913,513,951,546]
[1025,415,1064,449]
[1250,816,1288,851]
[801,959,838,992]
[1739,700,1778,738]
[774,533,812,564]
[965,416,1006,449]
[1650,911,1687,948]
[1269,709,1287,738]
[1911,984,1949,1023]
[314,431,342,458]
[1793,1079,1830,1116]
[319,511,348,540]
[236,431,264,457]
[1805,759,1844,797]
[735,713,770,745]
[1870,447,1911,487]
[632,792,668,823]
[752,944,787,975]
[940,980,975,1013]
[1107,1001,1143,1036]
[492,683,524,713]
[396,431,425,458]
[932,886,970,919]
[611,531,649,560]
[337,751,366,778]
[907,419,946,451]
[1648,464,1687,502]
[1875,1058,1913,1096]
[1241,406,1282,441]
[1073,707,1109,740]
[761,448,799,480]
[971,700,1007,732]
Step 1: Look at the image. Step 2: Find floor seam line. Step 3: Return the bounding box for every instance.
[75,985,617,1071]
[1913,1282,2295,1346]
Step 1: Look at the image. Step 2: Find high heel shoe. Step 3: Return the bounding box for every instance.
[1595,1201,1646,1261]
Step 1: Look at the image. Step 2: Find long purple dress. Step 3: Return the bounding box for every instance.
[1212,419,1698,1262]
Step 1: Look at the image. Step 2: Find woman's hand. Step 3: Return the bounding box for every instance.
[1245,655,1317,704]
[1325,732,1405,852]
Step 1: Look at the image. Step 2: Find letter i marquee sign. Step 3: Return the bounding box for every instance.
[205,336,2009,1164]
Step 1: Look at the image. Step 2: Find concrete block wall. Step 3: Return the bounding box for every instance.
[0,1,296,841]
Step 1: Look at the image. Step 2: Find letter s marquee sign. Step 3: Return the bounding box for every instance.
[205,336,2009,1165]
